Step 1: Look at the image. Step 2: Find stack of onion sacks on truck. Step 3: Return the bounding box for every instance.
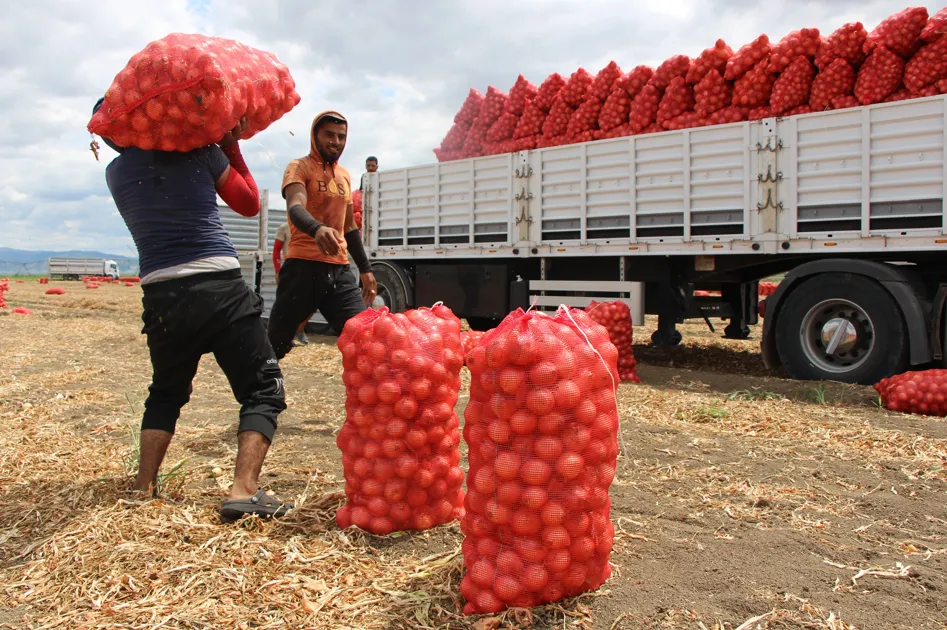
[460,307,620,613]
[435,6,947,162]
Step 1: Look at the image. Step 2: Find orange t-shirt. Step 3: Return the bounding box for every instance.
[281,113,353,265]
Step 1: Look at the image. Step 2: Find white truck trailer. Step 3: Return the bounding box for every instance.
[359,95,947,385]
[48,257,120,280]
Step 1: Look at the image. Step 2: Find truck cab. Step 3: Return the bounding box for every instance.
[104,260,120,280]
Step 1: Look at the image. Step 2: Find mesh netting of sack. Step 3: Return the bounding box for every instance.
[335,304,466,535]
[88,34,301,153]
[459,306,620,614]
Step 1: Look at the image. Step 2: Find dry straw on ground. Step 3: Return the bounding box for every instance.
[1,281,945,629]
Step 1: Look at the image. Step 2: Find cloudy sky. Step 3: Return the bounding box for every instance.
[0,0,937,255]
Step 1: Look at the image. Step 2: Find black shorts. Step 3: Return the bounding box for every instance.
[140,269,286,440]
[267,259,367,359]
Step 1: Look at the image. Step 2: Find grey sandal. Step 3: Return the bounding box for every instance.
[219,489,294,522]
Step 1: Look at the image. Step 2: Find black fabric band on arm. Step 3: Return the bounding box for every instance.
[288,204,323,238]
[345,229,372,274]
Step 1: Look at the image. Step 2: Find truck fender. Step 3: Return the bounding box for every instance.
[761,259,931,371]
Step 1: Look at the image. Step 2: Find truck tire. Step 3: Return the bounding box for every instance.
[775,273,908,384]
[371,263,410,313]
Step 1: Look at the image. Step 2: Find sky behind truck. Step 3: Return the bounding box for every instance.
[1,0,939,254]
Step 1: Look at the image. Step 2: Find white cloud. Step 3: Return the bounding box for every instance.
[0,0,940,254]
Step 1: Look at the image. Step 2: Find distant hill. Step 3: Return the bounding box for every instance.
[0,247,139,275]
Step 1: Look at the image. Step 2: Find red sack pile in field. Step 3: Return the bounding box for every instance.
[650,55,691,91]
[86,283,100,290]
[733,60,777,108]
[87,34,300,153]
[904,36,947,92]
[875,369,947,417]
[45,288,66,295]
[855,46,906,104]
[598,89,632,131]
[770,28,822,73]
[810,59,857,110]
[758,282,778,297]
[352,189,363,230]
[514,101,547,139]
[770,57,816,115]
[616,65,653,99]
[561,69,594,107]
[486,112,519,143]
[335,305,466,535]
[865,7,928,58]
[38,278,49,284]
[726,35,771,80]
[460,307,619,614]
[817,22,869,69]
[589,61,623,101]
[0,279,7,309]
[687,40,733,84]
[657,77,695,127]
[629,85,661,133]
[921,7,947,42]
[586,301,640,383]
[13,307,32,315]
[125,282,136,287]
[120,276,141,283]
[507,75,539,115]
[542,97,574,138]
[567,98,604,138]
[534,73,567,112]
[695,69,732,117]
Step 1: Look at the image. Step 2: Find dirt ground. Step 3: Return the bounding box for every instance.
[0,279,945,630]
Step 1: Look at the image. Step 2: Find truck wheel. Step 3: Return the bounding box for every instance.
[775,273,908,384]
[371,263,409,313]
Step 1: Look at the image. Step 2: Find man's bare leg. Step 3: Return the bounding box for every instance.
[133,429,173,494]
[228,430,271,501]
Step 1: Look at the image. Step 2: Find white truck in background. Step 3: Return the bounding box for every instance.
[48,257,120,280]
[358,95,947,385]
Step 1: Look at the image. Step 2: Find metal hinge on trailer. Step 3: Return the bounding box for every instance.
[514,151,534,229]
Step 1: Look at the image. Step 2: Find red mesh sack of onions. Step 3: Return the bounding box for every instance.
[875,369,947,417]
[542,96,575,137]
[566,97,604,137]
[534,73,567,112]
[921,7,947,42]
[629,85,662,133]
[616,65,654,100]
[864,6,929,59]
[769,28,822,73]
[903,36,947,93]
[650,55,691,91]
[816,22,868,69]
[514,101,547,139]
[589,61,624,101]
[726,35,771,81]
[460,306,620,614]
[561,68,594,107]
[506,75,539,115]
[770,56,816,115]
[732,59,777,109]
[352,189,363,230]
[810,59,857,111]
[335,304,466,535]
[88,34,301,152]
[598,88,632,132]
[585,301,640,383]
[687,39,733,85]
[656,77,695,127]
[455,89,485,124]
[854,46,906,105]
[694,69,732,118]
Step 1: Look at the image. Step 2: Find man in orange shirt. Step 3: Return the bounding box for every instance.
[267,111,377,359]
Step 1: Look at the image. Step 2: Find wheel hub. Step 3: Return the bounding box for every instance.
[799,299,874,375]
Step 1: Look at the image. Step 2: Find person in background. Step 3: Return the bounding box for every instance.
[359,155,378,191]
[273,222,309,346]
[267,111,377,359]
[93,97,293,523]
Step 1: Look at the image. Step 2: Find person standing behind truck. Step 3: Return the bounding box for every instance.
[267,111,377,359]
[359,155,378,191]
[92,98,293,523]
[273,222,309,346]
